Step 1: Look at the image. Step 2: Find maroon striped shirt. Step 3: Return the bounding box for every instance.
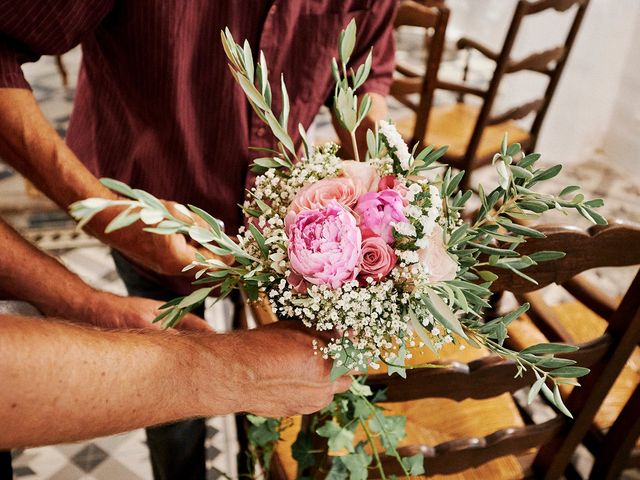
[0,0,396,291]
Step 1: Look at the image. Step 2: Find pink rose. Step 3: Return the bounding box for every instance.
[418,225,458,283]
[288,177,359,214]
[377,175,395,191]
[287,200,362,289]
[286,272,308,294]
[358,237,397,283]
[354,189,408,244]
[340,160,380,194]
[378,175,409,206]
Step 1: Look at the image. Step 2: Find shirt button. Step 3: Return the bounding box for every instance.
[256,127,267,137]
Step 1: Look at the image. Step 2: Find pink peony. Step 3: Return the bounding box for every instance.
[287,200,362,289]
[340,160,380,194]
[354,189,408,244]
[418,225,458,283]
[288,177,359,214]
[358,236,397,283]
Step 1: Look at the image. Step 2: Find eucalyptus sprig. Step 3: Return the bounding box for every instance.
[331,19,374,162]
[221,28,300,169]
[69,178,268,327]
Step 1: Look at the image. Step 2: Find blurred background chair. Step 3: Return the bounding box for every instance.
[251,221,640,479]
[54,54,69,88]
[390,1,450,156]
[392,0,591,190]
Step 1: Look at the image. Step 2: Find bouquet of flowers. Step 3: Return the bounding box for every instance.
[71,20,606,479]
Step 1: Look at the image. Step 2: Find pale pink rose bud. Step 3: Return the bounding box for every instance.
[288,177,359,214]
[287,200,362,289]
[354,189,408,244]
[340,160,380,194]
[358,236,397,283]
[378,175,409,206]
[286,271,308,294]
[418,225,458,283]
[377,175,396,191]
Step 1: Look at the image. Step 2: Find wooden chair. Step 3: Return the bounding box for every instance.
[391,1,450,151]
[392,0,590,190]
[54,55,69,88]
[501,225,640,479]
[249,221,640,479]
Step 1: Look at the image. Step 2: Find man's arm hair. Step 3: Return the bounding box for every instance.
[0,218,100,317]
[0,314,226,448]
[0,315,352,449]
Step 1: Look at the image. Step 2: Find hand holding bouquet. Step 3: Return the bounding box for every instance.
[71,20,606,478]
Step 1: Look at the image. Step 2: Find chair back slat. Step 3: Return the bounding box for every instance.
[490,222,640,294]
[507,46,567,74]
[525,0,588,15]
[394,1,439,29]
[488,98,544,125]
[366,334,612,402]
[379,417,564,476]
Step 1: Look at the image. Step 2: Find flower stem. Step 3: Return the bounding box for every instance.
[351,130,361,162]
[362,396,411,478]
[360,419,387,480]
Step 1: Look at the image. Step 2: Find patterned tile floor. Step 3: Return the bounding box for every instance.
[1,37,640,480]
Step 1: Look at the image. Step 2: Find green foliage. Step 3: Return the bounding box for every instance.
[331,19,375,162]
[246,415,282,473]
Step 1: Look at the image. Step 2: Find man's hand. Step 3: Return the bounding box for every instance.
[88,200,233,278]
[199,321,352,418]
[81,292,212,331]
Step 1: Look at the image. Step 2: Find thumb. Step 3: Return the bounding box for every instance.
[175,313,214,332]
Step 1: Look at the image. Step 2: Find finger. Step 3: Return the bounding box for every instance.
[332,376,353,394]
[164,201,208,227]
[194,245,235,267]
[176,314,214,332]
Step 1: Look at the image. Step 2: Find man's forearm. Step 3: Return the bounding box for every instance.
[0,315,238,448]
[0,88,116,208]
[0,219,96,318]
[0,88,211,277]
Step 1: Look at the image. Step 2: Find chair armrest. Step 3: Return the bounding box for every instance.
[456,37,499,62]
[395,62,423,78]
[437,79,486,98]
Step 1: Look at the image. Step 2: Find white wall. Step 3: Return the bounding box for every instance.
[603,10,640,174]
[446,0,640,165]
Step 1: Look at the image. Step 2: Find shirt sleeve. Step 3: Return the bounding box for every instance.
[352,0,399,97]
[0,0,114,89]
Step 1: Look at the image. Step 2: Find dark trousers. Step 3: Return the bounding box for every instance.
[112,251,207,480]
[0,451,12,479]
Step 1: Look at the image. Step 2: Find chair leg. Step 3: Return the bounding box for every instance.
[54,55,69,88]
[588,383,640,480]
